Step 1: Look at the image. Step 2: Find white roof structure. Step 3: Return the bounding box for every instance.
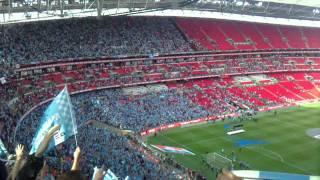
[256,0,320,8]
[1,0,320,26]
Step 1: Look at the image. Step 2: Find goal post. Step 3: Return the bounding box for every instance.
[205,152,233,170]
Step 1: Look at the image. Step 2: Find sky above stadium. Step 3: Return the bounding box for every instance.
[256,0,320,8]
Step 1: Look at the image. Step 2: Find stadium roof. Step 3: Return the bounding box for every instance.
[1,0,320,24]
[256,0,320,8]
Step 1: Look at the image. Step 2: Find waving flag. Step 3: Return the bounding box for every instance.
[0,138,8,158]
[29,87,77,155]
[151,145,195,155]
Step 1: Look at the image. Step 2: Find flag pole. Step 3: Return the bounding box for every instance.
[65,85,78,147]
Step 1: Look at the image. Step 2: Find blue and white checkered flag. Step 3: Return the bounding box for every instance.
[0,138,8,159]
[29,87,77,155]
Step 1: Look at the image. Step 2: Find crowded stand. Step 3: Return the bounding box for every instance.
[1,16,320,180]
[1,17,320,66]
[14,89,209,178]
[1,17,193,64]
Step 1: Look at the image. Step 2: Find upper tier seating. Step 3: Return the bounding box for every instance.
[302,28,320,48]
[1,17,320,67]
[1,17,193,64]
[236,22,271,49]
[177,18,320,51]
[279,26,306,48]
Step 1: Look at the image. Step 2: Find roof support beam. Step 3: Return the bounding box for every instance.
[264,1,269,13]
[97,0,102,16]
[58,0,64,16]
[288,5,292,15]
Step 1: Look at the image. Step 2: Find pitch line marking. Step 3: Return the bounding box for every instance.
[248,146,284,162]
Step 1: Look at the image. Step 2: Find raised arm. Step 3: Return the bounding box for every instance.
[39,160,48,180]
[9,144,25,180]
[93,165,106,180]
[71,147,81,171]
[217,169,242,180]
[35,125,61,157]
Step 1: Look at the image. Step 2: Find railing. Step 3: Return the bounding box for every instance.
[15,48,320,72]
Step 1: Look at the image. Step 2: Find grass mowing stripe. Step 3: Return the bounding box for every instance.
[184,136,223,146]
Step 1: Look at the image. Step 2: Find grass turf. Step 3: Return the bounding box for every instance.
[147,103,320,179]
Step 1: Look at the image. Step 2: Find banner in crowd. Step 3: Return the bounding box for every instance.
[92,167,119,180]
[30,87,77,154]
[151,145,195,155]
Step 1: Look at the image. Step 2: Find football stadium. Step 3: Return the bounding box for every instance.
[0,0,320,179]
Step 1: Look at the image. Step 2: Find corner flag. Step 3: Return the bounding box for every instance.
[29,86,77,155]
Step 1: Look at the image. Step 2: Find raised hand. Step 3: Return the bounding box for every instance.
[93,165,106,180]
[35,124,61,157]
[217,169,242,180]
[73,146,81,160]
[47,124,61,137]
[71,147,81,171]
[15,144,24,159]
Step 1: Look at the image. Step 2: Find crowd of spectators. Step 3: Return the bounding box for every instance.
[44,126,180,179]
[16,88,210,139]
[1,17,193,64]
[2,122,182,180]
[11,78,279,178]
[12,88,212,179]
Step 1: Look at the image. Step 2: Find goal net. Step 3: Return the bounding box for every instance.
[205,152,233,170]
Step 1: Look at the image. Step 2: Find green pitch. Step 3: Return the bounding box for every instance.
[147,103,320,179]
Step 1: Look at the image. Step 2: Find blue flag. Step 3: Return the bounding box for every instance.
[29,87,77,155]
[0,138,8,159]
